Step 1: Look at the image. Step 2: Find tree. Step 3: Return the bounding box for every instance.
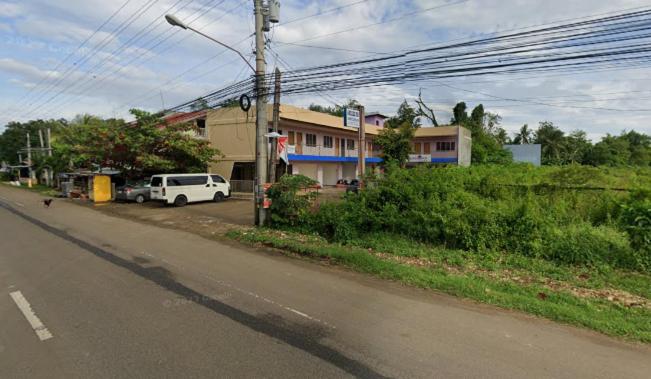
[534,121,566,165]
[375,102,419,166]
[308,99,360,117]
[451,102,468,125]
[414,90,439,126]
[385,100,420,129]
[585,134,631,166]
[564,130,592,164]
[454,103,511,164]
[512,124,532,144]
[375,123,415,167]
[190,97,210,111]
[54,110,220,178]
[622,130,651,166]
[0,119,67,165]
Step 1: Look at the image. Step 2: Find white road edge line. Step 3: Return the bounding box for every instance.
[9,291,53,341]
[14,201,24,207]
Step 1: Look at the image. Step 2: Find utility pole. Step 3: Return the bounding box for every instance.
[26,133,34,187]
[269,67,281,183]
[38,129,49,186]
[254,0,268,226]
[47,127,53,186]
[357,105,366,184]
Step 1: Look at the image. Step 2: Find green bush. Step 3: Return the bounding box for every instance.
[619,189,651,269]
[267,174,318,227]
[542,224,636,268]
[293,165,650,271]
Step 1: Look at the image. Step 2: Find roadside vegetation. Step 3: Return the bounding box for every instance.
[230,164,651,342]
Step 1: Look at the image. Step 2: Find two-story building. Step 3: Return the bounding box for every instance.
[196,104,470,186]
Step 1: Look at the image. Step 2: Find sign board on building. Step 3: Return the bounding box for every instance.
[343,108,360,128]
[287,145,296,154]
[408,154,431,163]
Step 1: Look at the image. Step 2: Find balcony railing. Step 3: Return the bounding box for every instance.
[287,144,380,158]
[194,128,208,138]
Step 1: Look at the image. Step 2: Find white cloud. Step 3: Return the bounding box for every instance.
[1,0,651,139]
[0,1,23,17]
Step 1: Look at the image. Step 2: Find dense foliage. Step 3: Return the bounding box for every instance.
[271,165,651,272]
[1,110,220,178]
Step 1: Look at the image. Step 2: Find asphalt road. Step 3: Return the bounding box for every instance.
[0,185,649,378]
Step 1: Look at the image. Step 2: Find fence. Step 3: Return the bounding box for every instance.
[230,180,255,193]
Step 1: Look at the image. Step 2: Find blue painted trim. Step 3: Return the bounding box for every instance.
[431,157,457,163]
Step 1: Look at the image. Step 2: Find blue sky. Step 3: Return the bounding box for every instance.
[1,0,650,140]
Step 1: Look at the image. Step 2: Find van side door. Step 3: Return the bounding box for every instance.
[210,175,228,196]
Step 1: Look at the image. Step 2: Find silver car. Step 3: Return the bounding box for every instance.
[115,181,151,203]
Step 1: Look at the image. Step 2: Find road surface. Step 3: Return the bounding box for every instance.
[0,185,649,378]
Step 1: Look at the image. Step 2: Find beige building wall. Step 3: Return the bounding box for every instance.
[205,107,258,178]
[203,105,472,182]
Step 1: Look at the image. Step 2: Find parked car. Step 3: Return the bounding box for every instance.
[346,179,361,193]
[149,173,231,206]
[116,180,151,203]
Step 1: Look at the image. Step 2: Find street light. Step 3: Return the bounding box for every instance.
[164,14,255,73]
[165,7,268,226]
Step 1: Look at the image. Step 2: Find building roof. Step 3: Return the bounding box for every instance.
[365,112,389,119]
[207,104,463,138]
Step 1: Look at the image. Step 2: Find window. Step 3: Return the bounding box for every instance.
[347,139,355,150]
[436,141,456,151]
[167,176,208,186]
[323,135,333,148]
[306,133,317,147]
[211,175,226,183]
[151,177,163,187]
[375,120,379,126]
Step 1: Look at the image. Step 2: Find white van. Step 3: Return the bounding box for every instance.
[149,174,230,206]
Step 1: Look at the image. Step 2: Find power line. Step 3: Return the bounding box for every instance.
[3,0,135,113]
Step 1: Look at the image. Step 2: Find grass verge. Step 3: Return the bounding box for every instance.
[1,182,60,197]
[227,228,651,343]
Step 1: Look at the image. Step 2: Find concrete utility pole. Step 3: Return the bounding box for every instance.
[26,133,34,186]
[269,67,281,184]
[38,129,50,186]
[47,128,53,186]
[357,105,366,183]
[254,0,268,226]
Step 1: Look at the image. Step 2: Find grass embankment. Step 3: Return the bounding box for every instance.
[254,165,651,342]
[228,228,651,343]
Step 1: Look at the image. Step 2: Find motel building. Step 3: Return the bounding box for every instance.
[188,104,471,188]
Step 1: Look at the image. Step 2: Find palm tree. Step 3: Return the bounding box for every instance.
[513,124,532,144]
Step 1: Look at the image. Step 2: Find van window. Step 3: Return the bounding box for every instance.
[151,177,163,187]
[211,175,226,183]
[168,176,208,186]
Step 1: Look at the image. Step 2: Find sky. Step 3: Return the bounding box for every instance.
[1,0,650,141]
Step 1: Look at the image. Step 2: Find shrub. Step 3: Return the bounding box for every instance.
[619,189,651,269]
[281,165,649,272]
[267,174,318,227]
[542,224,637,269]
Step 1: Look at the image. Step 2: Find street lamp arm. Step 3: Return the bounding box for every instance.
[186,26,255,73]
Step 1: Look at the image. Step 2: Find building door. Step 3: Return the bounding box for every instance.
[340,138,346,157]
[296,132,303,154]
[424,142,431,154]
[335,137,340,156]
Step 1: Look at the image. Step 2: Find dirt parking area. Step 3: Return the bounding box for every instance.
[75,198,255,238]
